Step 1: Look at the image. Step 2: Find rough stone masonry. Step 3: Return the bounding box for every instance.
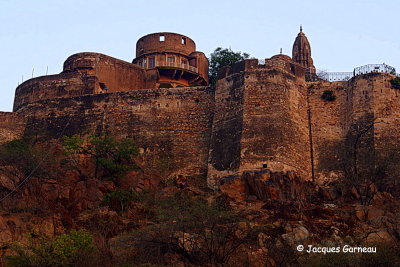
[1,30,399,189]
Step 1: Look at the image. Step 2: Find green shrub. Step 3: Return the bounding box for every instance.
[321,90,337,101]
[6,229,97,267]
[390,77,400,89]
[62,135,140,181]
[209,47,250,86]
[102,189,136,214]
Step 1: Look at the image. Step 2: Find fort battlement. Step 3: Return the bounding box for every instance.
[2,30,400,189]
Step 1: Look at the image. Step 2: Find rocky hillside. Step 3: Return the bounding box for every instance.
[0,137,399,266]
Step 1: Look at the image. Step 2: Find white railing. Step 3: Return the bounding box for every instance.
[153,62,198,73]
[317,63,397,82]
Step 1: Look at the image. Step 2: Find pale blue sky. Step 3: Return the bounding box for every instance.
[1,0,399,111]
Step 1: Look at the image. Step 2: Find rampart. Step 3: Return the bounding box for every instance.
[63,53,157,92]
[3,30,400,189]
[307,73,400,182]
[13,72,96,111]
[14,53,158,112]
[307,80,348,181]
[208,59,312,187]
[16,87,215,176]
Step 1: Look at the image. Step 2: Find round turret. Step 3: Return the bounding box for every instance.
[133,32,208,88]
[136,32,196,58]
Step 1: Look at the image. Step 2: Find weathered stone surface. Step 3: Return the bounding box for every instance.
[0,112,25,143]
[366,230,396,243]
[281,225,310,245]
[1,30,399,193]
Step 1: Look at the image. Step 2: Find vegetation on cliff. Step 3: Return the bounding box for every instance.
[0,134,399,266]
[209,47,250,86]
[5,229,97,267]
[321,90,337,101]
[390,77,400,89]
[62,135,140,182]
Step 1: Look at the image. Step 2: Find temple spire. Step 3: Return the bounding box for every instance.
[292,27,316,77]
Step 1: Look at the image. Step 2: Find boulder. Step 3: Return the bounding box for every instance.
[220,177,247,202]
[367,207,385,222]
[366,230,395,243]
[282,225,309,245]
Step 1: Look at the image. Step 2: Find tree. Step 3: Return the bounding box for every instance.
[6,229,98,267]
[209,47,250,86]
[62,135,139,181]
[123,192,252,266]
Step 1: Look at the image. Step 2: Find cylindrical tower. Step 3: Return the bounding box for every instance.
[133,32,209,88]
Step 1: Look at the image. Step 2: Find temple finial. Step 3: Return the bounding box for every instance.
[280,48,282,54]
[300,24,303,32]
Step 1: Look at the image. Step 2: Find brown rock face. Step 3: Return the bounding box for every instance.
[220,170,313,202]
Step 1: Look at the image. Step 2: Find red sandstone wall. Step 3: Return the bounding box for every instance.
[188,52,209,84]
[63,53,155,93]
[16,87,214,176]
[14,53,157,112]
[0,112,25,143]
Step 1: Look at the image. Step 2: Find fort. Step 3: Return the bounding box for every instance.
[1,30,399,189]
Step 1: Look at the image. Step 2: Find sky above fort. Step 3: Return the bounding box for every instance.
[0,0,399,111]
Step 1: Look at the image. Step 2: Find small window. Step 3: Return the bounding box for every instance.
[262,163,268,168]
[160,35,165,42]
[181,37,186,45]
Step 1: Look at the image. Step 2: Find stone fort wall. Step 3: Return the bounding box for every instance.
[3,55,400,187]
[14,53,158,111]
[307,73,400,183]
[207,60,399,187]
[15,86,215,176]
[208,59,313,187]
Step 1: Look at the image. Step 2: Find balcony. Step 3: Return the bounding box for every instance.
[146,61,198,73]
